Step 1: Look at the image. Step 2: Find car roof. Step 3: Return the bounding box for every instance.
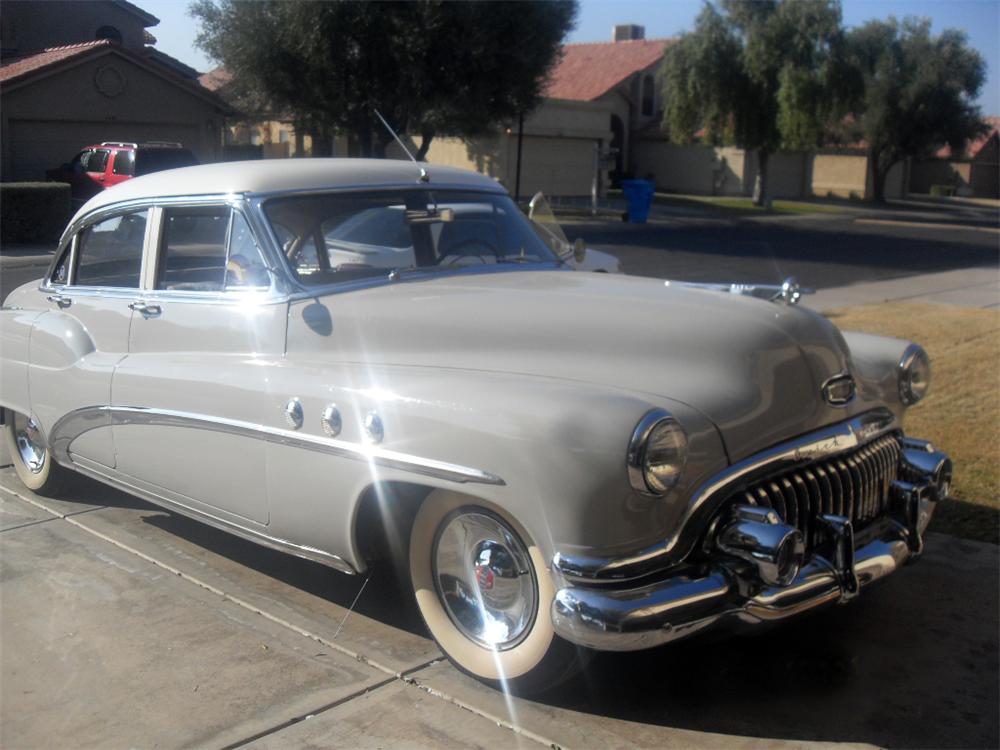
[72,158,507,224]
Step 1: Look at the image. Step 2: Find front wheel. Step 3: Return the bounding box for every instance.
[3,409,68,495]
[409,490,587,694]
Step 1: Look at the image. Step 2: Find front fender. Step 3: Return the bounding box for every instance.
[261,356,727,572]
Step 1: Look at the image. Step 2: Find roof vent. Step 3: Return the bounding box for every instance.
[613,24,645,42]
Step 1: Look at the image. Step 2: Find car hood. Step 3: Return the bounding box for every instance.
[291,270,867,462]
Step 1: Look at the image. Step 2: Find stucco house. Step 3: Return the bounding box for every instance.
[909,116,1000,199]
[0,0,230,181]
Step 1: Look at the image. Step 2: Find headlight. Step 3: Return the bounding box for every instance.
[627,410,688,495]
[899,343,931,405]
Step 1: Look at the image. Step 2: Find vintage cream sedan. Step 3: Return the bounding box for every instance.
[0,160,951,692]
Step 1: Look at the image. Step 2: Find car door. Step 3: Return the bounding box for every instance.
[82,148,112,200]
[30,208,152,468]
[112,202,283,527]
[105,149,133,188]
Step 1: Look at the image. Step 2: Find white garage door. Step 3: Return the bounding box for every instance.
[9,119,203,181]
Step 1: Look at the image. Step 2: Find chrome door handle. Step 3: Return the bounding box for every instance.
[46,294,72,308]
[128,301,162,318]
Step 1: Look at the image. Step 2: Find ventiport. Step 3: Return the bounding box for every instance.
[551,431,952,652]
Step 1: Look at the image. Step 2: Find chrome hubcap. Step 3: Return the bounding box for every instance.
[13,413,46,474]
[432,510,537,650]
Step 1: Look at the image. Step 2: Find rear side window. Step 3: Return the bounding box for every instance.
[157,207,229,291]
[112,150,135,176]
[135,149,197,176]
[75,210,148,288]
[88,149,110,174]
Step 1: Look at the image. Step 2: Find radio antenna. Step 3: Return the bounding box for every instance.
[374,109,417,163]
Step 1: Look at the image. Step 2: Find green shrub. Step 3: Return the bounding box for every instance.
[929,184,956,197]
[1,182,71,244]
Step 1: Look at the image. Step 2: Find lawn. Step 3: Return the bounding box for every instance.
[825,302,1000,544]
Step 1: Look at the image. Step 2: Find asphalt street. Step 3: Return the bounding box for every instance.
[562,211,999,289]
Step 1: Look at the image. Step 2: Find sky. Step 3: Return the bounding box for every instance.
[143,0,999,115]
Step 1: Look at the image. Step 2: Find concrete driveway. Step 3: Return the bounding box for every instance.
[1,463,996,750]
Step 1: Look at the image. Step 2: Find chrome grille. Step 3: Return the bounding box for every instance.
[729,433,902,546]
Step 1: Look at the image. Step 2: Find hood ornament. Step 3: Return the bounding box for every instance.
[666,276,813,306]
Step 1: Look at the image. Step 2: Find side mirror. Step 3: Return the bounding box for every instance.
[573,237,586,264]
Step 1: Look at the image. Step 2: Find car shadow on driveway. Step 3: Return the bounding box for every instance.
[542,534,999,749]
[44,473,999,749]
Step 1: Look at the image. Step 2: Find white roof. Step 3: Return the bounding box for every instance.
[73,158,506,222]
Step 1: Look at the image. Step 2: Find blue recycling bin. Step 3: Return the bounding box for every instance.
[620,179,655,223]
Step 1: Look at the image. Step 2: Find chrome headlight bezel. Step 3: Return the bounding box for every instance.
[627,409,688,496]
[898,343,931,406]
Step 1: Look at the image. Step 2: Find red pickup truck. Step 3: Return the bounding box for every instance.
[47,141,197,204]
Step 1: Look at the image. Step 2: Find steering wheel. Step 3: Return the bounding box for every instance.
[434,237,499,265]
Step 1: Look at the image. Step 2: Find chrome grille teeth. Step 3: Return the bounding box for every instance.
[727,434,901,552]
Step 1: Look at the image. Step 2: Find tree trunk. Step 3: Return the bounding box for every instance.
[868,149,892,204]
[415,129,435,161]
[358,128,373,158]
[752,150,770,207]
[309,127,333,157]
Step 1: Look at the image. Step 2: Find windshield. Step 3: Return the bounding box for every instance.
[264,190,557,286]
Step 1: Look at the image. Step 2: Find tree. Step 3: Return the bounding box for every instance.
[843,17,987,203]
[190,0,577,159]
[660,0,852,205]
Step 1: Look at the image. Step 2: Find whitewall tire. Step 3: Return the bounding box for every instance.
[3,409,67,495]
[408,489,586,693]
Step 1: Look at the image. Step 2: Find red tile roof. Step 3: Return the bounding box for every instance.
[0,40,114,84]
[544,38,673,101]
[935,116,1000,159]
[198,66,232,92]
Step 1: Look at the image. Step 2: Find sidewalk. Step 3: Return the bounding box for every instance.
[803,266,1000,311]
[0,242,57,268]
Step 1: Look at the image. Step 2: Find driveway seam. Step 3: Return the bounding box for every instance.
[0,504,107,533]
[0,483,562,750]
[221,675,398,749]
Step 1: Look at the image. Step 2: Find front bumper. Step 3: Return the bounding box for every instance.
[552,437,950,652]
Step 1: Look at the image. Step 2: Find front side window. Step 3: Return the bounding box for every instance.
[75,210,148,288]
[88,149,110,174]
[264,190,556,286]
[157,206,270,292]
[70,150,92,173]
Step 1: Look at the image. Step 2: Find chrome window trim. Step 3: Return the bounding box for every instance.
[554,408,899,583]
[50,405,506,487]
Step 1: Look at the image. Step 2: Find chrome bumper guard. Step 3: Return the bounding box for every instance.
[552,440,950,652]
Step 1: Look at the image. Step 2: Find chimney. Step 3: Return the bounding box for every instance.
[613,24,645,42]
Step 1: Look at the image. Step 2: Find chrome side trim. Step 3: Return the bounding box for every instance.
[63,455,357,574]
[553,409,898,582]
[50,405,506,487]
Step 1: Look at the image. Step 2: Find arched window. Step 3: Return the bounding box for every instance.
[641,74,655,117]
[95,26,122,44]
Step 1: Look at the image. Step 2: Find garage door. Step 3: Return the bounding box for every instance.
[9,119,202,181]
[519,136,597,197]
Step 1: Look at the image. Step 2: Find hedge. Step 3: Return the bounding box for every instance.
[1,182,71,245]
[929,184,956,197]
